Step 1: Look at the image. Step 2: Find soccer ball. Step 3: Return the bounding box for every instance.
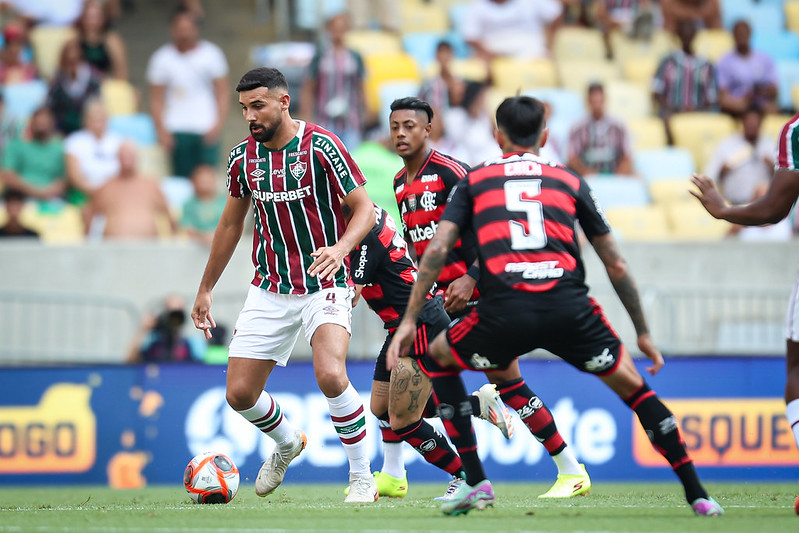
[183,452,240,504]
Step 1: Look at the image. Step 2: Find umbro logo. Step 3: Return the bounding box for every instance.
[250,168,267,181]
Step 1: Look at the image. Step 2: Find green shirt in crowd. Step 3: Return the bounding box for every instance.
[3,137,65,189]
[180,194,227,233]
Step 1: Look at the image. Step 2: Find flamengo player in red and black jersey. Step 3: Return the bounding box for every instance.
[348,203,512,499]
[190,68,379,503]
[389,96,589,501]
[388,96,723,517]
[692,112,799,515]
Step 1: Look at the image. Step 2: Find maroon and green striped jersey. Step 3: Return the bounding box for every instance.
[776,113,799,171]
[227,121,367,294]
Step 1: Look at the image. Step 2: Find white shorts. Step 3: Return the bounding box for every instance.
[228,285,353,365]
[787,270,799,342]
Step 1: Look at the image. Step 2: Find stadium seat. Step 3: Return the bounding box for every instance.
[666,200,731,240]
[109,113,158,146]
[776,59,799,110]
[633,147,695,182]
[400,2,449,33]
[788,1,799,34]
[693,29,734,62]
[101,79,137,116]
[609,29,674,64]
[762,113,795,141]
[604,205,672,241]
[137,144,170,178]
[426,57,489,82]
[524,87,585,127]
[670,112,736,171]
[449,3,470,36]
[28,25,77,80]
[402,32,445,70]
[627,117,668,151]
[621,56,659,85]
[752,31,799,61]
[364,53,421,115]
[553,27,606,62]
[721,0,755,30]
[378,80,421,132]
[20,203,85,244]
[161,176,195,210]
[2,80,48,121]
[648,178,694,206]
[492,58,557,93]
[584,176,649,209]
[557,60,620,95]
[748,4,786,35]
[605,80,652,120]
[344,31,402,57]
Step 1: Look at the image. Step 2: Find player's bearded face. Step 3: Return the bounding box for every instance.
[250,117,280,142]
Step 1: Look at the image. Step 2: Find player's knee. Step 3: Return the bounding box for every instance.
[315,370,348,397]
[388,408,416,430]
[429,335,459,370]
[225,386,259,412]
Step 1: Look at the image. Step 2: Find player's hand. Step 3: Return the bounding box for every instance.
[308,244,347,281]
[444,274,476,314]
[386,320,415,371]
[638,333,663,376]
[689,173,728,219]
[191,291,216,340]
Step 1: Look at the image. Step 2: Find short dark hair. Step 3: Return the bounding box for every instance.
[587,82,604,96]
[3,188,26,203]
[495,96,545,147]
[390,97,434,123]
[236,67,289,93]
[435,40,453,53]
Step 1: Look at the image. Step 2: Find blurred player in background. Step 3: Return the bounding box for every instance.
[388,96,723,517]
[389,96,590,500]
[191,67,378,503]
[346,202,511,499]
[691,112,799,514]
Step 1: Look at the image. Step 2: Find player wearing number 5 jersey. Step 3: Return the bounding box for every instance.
[190,67,378,503]
[388,96,722,517]
[390,97,589,500]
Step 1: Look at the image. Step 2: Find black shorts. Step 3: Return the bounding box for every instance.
[373,296,452,382]
[445,295,623,376]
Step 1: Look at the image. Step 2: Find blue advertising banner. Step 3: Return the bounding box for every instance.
[0,357,795,487]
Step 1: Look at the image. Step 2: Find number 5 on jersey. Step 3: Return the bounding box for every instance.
[504,179,546,250]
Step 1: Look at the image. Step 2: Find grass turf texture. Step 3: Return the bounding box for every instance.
[0,482,795,532]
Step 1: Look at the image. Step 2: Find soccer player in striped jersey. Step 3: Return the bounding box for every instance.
[191,67,378,503]
[347,203,512,499]
[388,96,722,517]
[389,96,590,500]
[691,112,799,515]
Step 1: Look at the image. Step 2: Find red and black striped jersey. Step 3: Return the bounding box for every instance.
[350,205,423,330]
[393,149,477,289]
[442,151,611,303]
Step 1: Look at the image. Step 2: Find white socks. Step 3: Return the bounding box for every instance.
[787,398,799,450]
[237,391,297,448]
[552,447,584,476]
[327,382,371,477]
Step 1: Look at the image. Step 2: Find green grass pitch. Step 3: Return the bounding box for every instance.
[1,482,796,533]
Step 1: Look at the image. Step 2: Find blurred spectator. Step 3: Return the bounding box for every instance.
[64,98,122,204]
[717,20,778,117]
[347,0,399,32]
[74,0,129,80]
[352,137,403,224]
[180,164,225,246]
[3,0,85,26]
[539,100,564,163]
[461,0,562,61]
[568,83,633,176]
[418,41,466,157]
[0,92,21,161]
[47,39,102,135]
[85,141,177,239]
[652,18,717,143]
[596,0,659,37]
[661,0,720,33]
[0,22,37,84]
[127,294,203,363]
[0,106,66,202]
[703,106,774,206]
[443,81,501,166]
[0,188,38,238]
[147,8,229,178]
[300,13,366,149]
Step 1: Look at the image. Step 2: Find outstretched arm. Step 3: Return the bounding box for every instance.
[691,169,799,226]
[591,232,663,375]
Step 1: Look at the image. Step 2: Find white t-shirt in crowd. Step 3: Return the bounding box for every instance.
[8,0,84,26]
[146,40,229,135]
[64,130,123,190]
[461,0,562,59]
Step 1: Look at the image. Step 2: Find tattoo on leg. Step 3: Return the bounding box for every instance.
[408,388,421,412]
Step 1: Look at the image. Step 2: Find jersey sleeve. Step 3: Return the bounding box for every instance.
[440,179,474,230]
[313,131,367,197]
[776,117,799,171]
[576,177,612,239]
[226,143,250,198]
[350,229,384,286]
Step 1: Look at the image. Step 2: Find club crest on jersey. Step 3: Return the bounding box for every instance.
[420,190,436,211]
[407,195,417,211]
[289,159,307,180]
[250,168,266,181]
